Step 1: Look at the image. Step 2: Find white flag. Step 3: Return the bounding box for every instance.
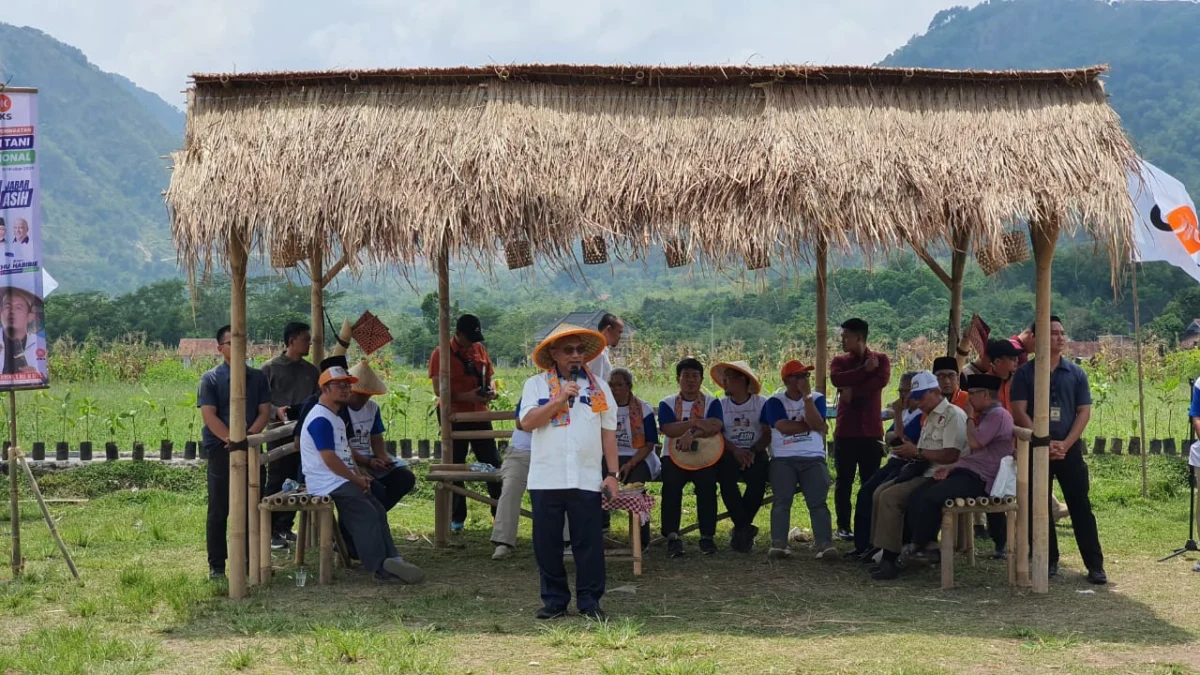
[1128,159,1200,283]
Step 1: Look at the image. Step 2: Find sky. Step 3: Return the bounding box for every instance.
[5,0,979,108]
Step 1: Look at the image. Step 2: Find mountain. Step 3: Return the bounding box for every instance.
[881,0,1200,199]
[0,23,184,292]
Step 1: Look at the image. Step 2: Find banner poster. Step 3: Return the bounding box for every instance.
[0,88,48,388]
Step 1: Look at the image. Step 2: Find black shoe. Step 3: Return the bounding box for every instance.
[909,548,940,565]
[667,537,684,558]
[1087,568,1108,585]
[835,528,855,542]
[208,567,225,580]
[698,537,718,555]
[742,525,759,552]
[270,534,288,550]
[870,558,902,580]
[535,606,568,620]
[844,548,867,559]
[581,606,608,621]
[858,548,881,564]
[992,548,1008,561]
[1048,562,1059,578]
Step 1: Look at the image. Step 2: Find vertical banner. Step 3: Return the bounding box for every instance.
[0,88,48,387]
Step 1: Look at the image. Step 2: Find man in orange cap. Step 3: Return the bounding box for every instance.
[301,363,424,585]
[763,361,833,559]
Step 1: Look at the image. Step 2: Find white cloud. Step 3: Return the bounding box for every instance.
[4,0,977,108]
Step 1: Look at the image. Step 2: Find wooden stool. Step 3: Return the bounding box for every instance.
[939,496,1018,590]
[258,490,341,585]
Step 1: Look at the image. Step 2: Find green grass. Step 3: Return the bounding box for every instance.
[2,444,1199,672]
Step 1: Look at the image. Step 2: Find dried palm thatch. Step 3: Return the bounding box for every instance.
[167,64,1138,276]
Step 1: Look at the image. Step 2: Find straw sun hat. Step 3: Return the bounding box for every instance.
[531,324,606,371]
[349,360,388,396]
[710,361,762,395]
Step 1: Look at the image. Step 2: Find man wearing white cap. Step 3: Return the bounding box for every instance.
[301,363,424,585]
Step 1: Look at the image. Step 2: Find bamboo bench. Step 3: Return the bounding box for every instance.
[939,496,1018,590]
[258,489,350,585]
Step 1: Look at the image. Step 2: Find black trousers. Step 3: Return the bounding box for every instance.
[441,415,504,524]
[340,466,417,560]
[205,443,265,571]
[660,457,718,538]
[907,469,1006,549]
[531,489,606,612]
[853,456,907,551]
[266,450,302,535]
[1029,441,1104,571]
[717,450,770,530]
[833,436,884,531]
[329,482,398,575]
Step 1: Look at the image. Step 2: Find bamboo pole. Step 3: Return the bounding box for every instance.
[259,503,272,583]
[435,244,453,547]
[815,237,828,395]
[1030,214,1059,595]
[247,442,260,586]
[14,446,79,579]
[228,229,249,599]
[1132,262,1149,497]
[947,226,969,356]
[318,508,334,585]
[310,245,325,365]
[8,390,20,578]
[1016,435,1030,586]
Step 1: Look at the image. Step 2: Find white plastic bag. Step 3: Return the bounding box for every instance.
[990,456,1017,498]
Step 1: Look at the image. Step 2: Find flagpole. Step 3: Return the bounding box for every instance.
[1132,259,1149,498]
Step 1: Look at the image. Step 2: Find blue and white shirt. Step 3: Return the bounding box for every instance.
[300,403,353,496]
[762,392,827,460]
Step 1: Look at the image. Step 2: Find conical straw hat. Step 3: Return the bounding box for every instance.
[710,361,762,395]
[531,324,606,371]
[330,318,353,357]
[349,360,387,396]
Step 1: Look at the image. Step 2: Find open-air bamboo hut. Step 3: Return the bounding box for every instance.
[167,64,1138,600]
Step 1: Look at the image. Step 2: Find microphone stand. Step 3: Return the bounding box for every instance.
[1159,378,1198,562]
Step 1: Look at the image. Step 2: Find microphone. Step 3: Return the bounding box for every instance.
[568,365,580,408]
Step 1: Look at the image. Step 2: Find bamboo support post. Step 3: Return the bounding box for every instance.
[294,510,308,566]
[287,496,298,506]
[318,508,333,585]
[954,498,966,507]
[8,390,20,578]
[947,225,969,355]
[1132,262,1149,498]
[13,446,79,580]
[259,503,272,583]
[815,236,828,395]
[965,498,977,507]
[1006,510,1018,587]
[940,509,956,589]
[1030,214,1059,595]
[450,430,513,441]
[311,244,325,364]
[435,245,453,547]
[228,230,249,599]
[248,445,260,586]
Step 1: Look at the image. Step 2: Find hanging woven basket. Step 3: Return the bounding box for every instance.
[504,240,533,270]
[664,238,691,269]
[745,244,770,271]
[976,246,1006,277]
[582,236,608,265]
[269,239,309,269]
[1002,231,1030,265]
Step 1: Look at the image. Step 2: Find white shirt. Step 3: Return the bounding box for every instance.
[917,397,970,477]
[588,346,613,382]
[720,394,768,449]
[520,372,618,492]
[300,403,353,496]
[765,392,828,460]
[615,400,662,479]
[345,400,380,459]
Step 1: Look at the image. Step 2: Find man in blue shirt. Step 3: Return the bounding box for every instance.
[198,325,272,580]
[1011,316,1106,585]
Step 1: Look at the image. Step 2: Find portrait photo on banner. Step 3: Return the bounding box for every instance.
[0,270,47,386]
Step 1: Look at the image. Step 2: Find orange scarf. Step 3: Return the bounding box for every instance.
[626,395,646,449]
[547,367,609,427]
[674,395,706,428]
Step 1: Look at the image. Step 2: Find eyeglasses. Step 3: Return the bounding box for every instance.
[556,345,586,355]
[219,342,231,347]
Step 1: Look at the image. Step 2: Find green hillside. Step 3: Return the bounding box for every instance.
[0,23,183,291]
[882,0,1200,197]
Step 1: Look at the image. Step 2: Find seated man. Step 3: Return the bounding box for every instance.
[762,361,833,560]
[906,374,1015,562]
[606,368,661,546]
[869,370,968,580]
[300,363,424,585]
[491,400,532,560]
[712,361,770,553]
[658,358,725,557]
[849,371,923,560]
[344,360,416,511]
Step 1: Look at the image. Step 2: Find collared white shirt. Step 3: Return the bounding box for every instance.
[588,346,613,382]
[918,397,970,477]
[520,370,618,492]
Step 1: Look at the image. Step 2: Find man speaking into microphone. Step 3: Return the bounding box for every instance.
[519,324,620,620]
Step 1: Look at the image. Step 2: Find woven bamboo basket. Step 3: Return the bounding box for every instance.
[976,246,1006,277]
[504,240,533,270]
[1002,231,1030,265]
[582,236,608,265]
[269,239,309,269]
[664,238,691,269]
[745,245,770,271]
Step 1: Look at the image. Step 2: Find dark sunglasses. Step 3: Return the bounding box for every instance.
[556,345,586,355]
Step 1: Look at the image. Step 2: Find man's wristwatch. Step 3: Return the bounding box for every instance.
[605,470,617,479]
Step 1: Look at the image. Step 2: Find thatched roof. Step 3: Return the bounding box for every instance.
[167,64,1138,274]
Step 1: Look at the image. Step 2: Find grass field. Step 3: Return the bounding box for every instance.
[1,454,1198,674]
